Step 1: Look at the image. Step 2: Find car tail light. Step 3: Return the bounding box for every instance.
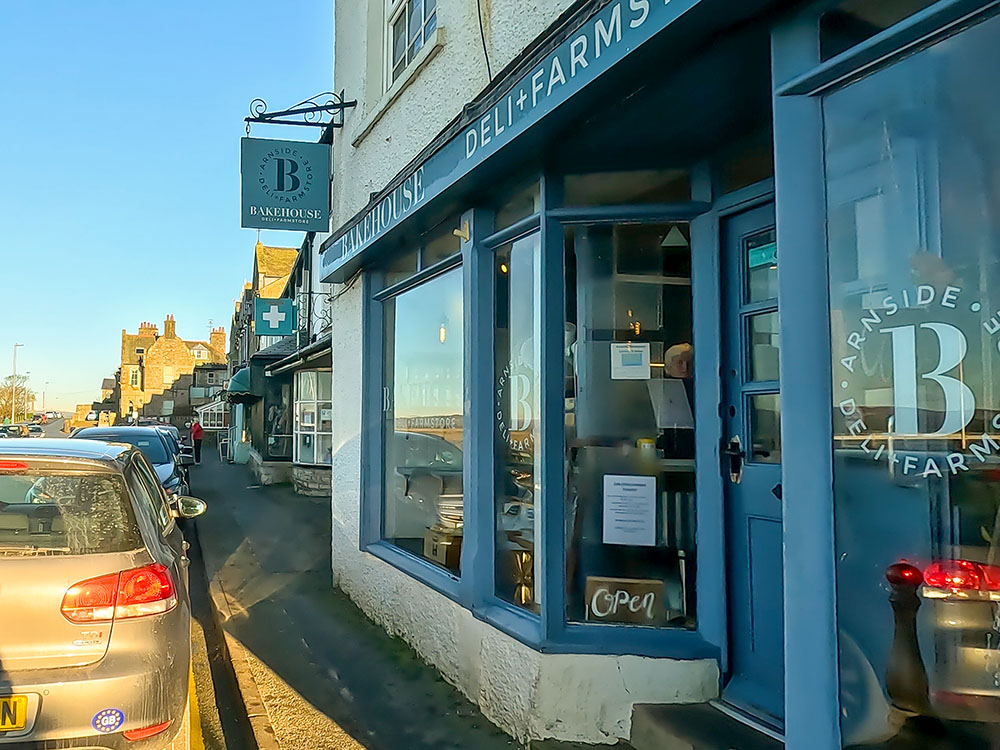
[115,564,177,618]
[0,461,29,473]
[922,559,1000,599]
[61,572,119,623]
[62,564,176,623]
[123,720,172,741]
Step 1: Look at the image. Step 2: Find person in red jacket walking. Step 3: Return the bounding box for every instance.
[190,419,204,464]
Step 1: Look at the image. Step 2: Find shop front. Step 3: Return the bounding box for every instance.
[266,343,333,496]
[323,1,1000,747]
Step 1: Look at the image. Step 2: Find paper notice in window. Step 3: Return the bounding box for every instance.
[603,474,656,547]
[610,342,651,380]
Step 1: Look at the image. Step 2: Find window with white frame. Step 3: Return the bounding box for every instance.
[135,347,145,355]
[198,401,229,429]
[386,0,437,87]
[129,368,139,387]
[294,370,332,466]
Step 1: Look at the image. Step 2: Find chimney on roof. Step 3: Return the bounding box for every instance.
[138,321,158,337]
[163,315,176,338]
[210,326,226,354]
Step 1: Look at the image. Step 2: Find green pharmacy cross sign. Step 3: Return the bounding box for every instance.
[254,298,296,337]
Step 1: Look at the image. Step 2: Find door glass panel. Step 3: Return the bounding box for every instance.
[749,394,781,464]
[745,228,778,302]
[564,222,696,629]
[825,16,1000,747]
[749,312,780,382]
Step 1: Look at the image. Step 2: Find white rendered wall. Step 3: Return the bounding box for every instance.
[330,0,579,232]
[329,281,719,744]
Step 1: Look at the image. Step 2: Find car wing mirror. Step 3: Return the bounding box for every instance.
[178,454,195,466]
[172,496,207,519]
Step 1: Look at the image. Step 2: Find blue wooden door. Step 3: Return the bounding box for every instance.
[721,202,785,725]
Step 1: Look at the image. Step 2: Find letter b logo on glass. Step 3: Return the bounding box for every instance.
[884,322,975,436]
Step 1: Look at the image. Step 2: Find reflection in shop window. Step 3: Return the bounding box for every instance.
[495,233,541,611]
[825,14,1000,747]
[564,222,696,629]
[382,268,464,574]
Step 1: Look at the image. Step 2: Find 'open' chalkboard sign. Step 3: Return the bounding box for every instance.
[585,577,665,625]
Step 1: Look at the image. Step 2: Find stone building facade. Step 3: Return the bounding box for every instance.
[119,315,226,417]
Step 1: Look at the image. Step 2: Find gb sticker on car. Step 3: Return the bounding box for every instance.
[92,708,124,734]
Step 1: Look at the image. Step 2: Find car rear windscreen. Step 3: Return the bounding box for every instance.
[82,432,169,464]
[0,470,142,555]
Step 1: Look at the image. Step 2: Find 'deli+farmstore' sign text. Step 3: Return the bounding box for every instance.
[322,0,694,280]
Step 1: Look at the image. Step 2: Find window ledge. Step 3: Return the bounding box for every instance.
[364,540,462,603]
[351,25,445,149]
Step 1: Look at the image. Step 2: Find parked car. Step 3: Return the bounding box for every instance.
[0,438,205,746]
[70,427,192,504]
[154,426,193,489]
[27,425,43,439]
[29,414,43,424]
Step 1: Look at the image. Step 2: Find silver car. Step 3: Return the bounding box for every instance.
[0,438,205,747]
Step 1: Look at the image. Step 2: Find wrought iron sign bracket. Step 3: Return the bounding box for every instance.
[245,91,357,133]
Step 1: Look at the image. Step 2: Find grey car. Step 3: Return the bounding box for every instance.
[71,427,192,506]
[0,438,205,747]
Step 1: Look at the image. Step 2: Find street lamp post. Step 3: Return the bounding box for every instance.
[11,343,23,423]
[42,381,49,413]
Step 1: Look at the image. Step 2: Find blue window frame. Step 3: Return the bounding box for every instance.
[361,169,732,659]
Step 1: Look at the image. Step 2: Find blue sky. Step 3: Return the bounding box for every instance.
[0,0,332,410]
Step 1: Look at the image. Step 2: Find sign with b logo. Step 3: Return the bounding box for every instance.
[838,283,1000,478]
[241,137,330,232]
[883,322,976,436]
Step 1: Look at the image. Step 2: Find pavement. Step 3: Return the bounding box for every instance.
[190,439,625,750]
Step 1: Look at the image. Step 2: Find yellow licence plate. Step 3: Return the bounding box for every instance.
[0,695,27,731]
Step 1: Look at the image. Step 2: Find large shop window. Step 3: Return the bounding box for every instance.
[382,267,464,574]
[495,233,542,610]
[825,14,1000,748]
[294,371,332,465]
[564,222,696,629]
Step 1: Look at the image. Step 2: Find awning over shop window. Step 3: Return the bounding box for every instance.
[225,367,257,404]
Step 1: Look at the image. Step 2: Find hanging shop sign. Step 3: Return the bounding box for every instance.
[321,0,698,282]
[241,138,330,232]
[254,298,297,337]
